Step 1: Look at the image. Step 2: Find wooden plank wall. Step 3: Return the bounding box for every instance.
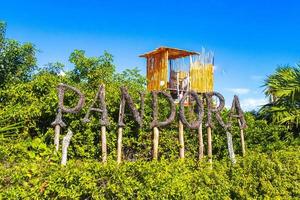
[146,51,168,91]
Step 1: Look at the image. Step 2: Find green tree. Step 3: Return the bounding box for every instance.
[0,22,37,88]
[68,49,115,86]
[260,65,300,129]
[41,62,65,75]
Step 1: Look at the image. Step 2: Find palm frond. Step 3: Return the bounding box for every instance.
[260,64,300,127]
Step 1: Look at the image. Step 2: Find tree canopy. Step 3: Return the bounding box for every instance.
[0,22,36,88]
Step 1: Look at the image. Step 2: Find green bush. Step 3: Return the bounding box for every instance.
[0,148,299,199]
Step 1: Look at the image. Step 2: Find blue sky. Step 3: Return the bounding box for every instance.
[2,0,300,110]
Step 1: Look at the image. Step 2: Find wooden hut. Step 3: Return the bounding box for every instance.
[140,46,214,99]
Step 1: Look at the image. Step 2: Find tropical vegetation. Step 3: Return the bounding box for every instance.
[260,65,300,131]
[0,21,299,199]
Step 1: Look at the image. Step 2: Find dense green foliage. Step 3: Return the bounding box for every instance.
[0,21,36,88]
[1,148,299,199]
[0,23,299,199]
[260,65,300,129]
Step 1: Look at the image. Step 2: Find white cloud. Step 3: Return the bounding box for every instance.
[226,88,250,95]
[240,98,268,111]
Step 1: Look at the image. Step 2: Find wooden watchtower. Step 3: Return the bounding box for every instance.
[140,46,214,99]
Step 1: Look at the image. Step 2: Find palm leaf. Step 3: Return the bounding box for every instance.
[260,64,300,127]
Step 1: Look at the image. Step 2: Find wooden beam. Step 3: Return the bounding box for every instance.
[101,126,107,162]
[207,127,212,164]
[179,120,184,159]
[152,127,159,160]
[238,119,246,156]
[117,127,123,164]
[198,122,204,160]
[54,125,60,152]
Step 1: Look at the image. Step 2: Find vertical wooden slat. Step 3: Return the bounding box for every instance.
[117,99,123,164]
[207,126,212,163]
[101,85,108,163]
[164,50,168,89]
[154,54,158,90]
[198,122,204,160]
[152,127,159,160]
[208,64,213,91]
[61,129,73,166]
[238,119,246,156]
[178,120,184,158]
[101,126,107,162]
[54,125,60,152]
[117,127,123,164]
[226,131,236,163]
[146,57,150,91]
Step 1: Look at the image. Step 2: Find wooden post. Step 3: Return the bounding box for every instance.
[152,127,159,160]
[198,122,204,160]
[117,97,124,164]
[61,129,73,165]
[238,120,246,156]
[226,131,236,163]
[207,126,212,164]
[240,129,246,156]
[101,126,107,162]
[117,127,123,164]
[178,120,184,159]
[101,84,108,163]
[54,125,61,152]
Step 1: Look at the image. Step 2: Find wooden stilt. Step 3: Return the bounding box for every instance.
[54,125,61,152]
[178,120,184,159]
[153,127,159,160]
[198,122,204,160]
[207,126,212,164]
[117,127,123,164]
[61,129,73,166]
[226,131,236,163]
[238,120,246,156]
[101,126,107,162]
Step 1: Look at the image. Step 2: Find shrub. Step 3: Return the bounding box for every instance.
[0,148,299,199]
